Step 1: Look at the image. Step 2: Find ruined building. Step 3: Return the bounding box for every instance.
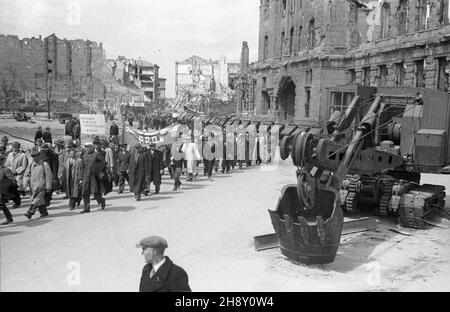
[237,0,450,124]
[0,34,162,107]
[175,55,240,100]
[108,57,166,103]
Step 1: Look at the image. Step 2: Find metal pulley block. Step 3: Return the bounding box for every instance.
[292,131,315,167]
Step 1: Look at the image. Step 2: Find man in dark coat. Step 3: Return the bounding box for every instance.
[145,143,164,195]
[72,123,81,143]
[110,121,119,137]
[34,126,43,142]
[128,143,151,201]
[42,127,52,145]
[117,143,130,194]
[40,143,59,207]
[81,142,106,213]
[203,134,216,180]
[137,236,191,292]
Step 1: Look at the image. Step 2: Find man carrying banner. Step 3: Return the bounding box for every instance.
[129,143,151,201]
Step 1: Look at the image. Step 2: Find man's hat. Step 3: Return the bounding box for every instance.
[134,143,143,149]
[120,142,128,147]
[149,142,156,147]
[93,137,101,145]
[45,126,50,130]
[84,142,93,147]
[31,149,41,157]
[55,139,64,146]
[11,141,20,148]
[136,236,168,249]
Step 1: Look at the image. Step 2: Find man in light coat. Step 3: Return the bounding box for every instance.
[4,142,28,202]
[24,149,52,220]
[181,138,201,182]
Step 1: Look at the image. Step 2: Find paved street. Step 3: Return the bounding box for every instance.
[1,161,450,292]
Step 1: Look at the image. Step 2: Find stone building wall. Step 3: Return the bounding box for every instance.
[0,34,115,103]
[243,0,450,125]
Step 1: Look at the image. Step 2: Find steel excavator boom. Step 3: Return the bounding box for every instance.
[271,94,404,264]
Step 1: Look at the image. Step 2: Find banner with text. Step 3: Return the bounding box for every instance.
[124,124,179,146]
[79,114,106,136]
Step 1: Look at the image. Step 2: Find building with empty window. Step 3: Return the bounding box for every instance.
[175,55,240,99]
[238,0,450,125]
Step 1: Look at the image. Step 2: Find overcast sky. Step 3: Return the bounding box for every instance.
[0,0,260,97]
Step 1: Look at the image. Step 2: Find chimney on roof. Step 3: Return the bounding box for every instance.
[240,41,249,73]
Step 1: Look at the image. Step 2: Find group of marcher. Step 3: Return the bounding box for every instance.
[1,114,266,226]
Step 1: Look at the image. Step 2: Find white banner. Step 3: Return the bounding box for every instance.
[79,114,106,135]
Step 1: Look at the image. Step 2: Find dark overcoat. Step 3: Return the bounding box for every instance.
[117,150,131,173]
[148,149,164,186]
[139,257,191,292]
[128,150,151,194]
[82,151,106,196]
[64,157,83,199]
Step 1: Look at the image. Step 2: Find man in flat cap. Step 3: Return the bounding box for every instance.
[137,236,191,292]
[128,143,150,201]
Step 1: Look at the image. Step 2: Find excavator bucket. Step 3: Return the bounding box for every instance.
[268,185,343,264]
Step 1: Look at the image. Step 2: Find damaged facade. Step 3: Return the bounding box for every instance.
[107,57,166,104]
[175,55,240,101]
[237,0,450,125]
[0,33,164,108]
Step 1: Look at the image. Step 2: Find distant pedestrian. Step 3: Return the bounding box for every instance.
[24,149,52,220]
[42,127,52,145]
[72,122,81,145]
[137,236,191,292]
[170,139,184,191]
[110,121,119,137]
[34,126,43,142]
[117,143,130,194]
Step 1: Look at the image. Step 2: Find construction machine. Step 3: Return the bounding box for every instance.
[272,86,449,264]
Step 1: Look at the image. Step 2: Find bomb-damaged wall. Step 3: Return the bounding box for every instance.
[0,34,109,102]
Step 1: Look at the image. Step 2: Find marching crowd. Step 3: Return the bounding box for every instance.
[0,117,265,226]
